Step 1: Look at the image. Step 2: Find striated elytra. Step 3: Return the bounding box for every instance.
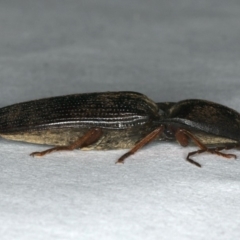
[0,91,240,167]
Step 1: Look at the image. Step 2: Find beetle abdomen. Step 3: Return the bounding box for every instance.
[0,124,157,149]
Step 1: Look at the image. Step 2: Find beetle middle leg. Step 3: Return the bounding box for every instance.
[116,126,165,164]
[176,129,237,167]
[30,128,103,157]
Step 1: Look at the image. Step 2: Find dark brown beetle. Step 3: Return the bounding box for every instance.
[0,92,240,167]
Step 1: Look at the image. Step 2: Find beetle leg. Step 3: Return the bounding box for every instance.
[116,126,165,164]
[175,129,207,167]
[211,150,236,159]
[187,147,236,167]
[208,146,237,159]
[176,129,207,150]
[175,130,190,147]
[30,128,103,157]
[176,129,237,167]
[186,149,206,167]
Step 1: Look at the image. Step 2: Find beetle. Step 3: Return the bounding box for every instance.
[0,92,239,167]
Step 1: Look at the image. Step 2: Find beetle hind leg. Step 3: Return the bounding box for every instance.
[30,128,103,157]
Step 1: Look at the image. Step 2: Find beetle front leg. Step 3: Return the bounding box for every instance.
[186,147,237,167]
[30,128,103,157]
[175,129,206,167]
[208,146,237,159]
[176,129,237,167]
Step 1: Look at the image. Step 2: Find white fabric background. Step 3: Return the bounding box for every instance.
[1,0,240,239]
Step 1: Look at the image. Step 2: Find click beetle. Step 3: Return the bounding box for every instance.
[0,92,239,167]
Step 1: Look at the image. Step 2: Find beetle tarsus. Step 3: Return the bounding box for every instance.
[30,146,70,157]
[186,157,202,168]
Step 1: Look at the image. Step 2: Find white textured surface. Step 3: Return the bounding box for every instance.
[1,1,240,239]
